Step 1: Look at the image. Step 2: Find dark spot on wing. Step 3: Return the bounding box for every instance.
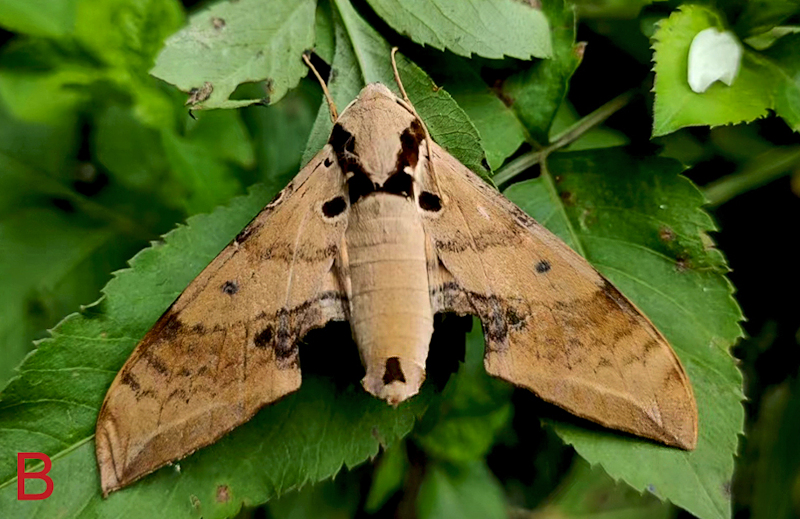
[142,350,170,375]
[254,326,273,349]
[221,280,238,295]
[535,260,551,273]
[324,157,333,167]
[121,371,140,392]
[419,191,442,212]
[383,357,406,384]
[322,196,347,217]
[149,310,183,341]
[381,172,413,198]
[192,323,205,333]
[506,307,525,329]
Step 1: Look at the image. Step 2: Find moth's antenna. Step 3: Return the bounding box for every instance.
[390,47,442,198]
[303,51,338,122]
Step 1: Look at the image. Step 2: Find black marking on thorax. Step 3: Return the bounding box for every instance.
[329,119,426,205]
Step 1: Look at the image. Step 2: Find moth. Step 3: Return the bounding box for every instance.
[96,53,698,496]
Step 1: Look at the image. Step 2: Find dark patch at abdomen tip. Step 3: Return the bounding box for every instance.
[383,357,406,384]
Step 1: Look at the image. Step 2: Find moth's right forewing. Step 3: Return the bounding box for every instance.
[420,144,698,450]
[96,147,350,495]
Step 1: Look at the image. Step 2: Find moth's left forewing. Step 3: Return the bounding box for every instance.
[419,144,698,450]
[96,147,350,494]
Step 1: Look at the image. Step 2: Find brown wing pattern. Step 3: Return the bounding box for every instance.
[421,143,698,449]
[96,147,350,494]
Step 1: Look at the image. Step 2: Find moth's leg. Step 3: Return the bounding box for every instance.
[302,51,338,121]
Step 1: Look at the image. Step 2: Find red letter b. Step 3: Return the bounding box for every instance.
[17,453,53,500]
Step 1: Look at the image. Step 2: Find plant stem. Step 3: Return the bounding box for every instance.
[493,88,637,186]
[703,146,800,207]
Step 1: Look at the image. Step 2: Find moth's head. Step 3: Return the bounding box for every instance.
[330,83,424,186]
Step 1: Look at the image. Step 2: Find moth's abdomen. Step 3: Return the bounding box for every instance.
[345,193,432,405]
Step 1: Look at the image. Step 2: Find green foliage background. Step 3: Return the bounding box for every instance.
[0,0,798,518]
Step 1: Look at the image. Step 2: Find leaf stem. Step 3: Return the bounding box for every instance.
[493,88,637,186]
[703,146,800,207]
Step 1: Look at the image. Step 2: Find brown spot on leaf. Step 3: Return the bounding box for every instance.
[659,226,676,242]
[186,82,213,105]
[211,17,225,29]
[559,190,576,205]
[216,485,230,503]
[574,42,587,60]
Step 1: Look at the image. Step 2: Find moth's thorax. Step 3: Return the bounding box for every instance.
[332,83,421,186]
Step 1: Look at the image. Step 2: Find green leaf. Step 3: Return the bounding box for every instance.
[364,442,409,513]
[160,129,244,214]
[74,0,184,73]
[749,379,800,519]
[535,458,673,519]
[0,0,77,38]
[0,200,136,388]
[651,4,773,137]
[303,0,488,176]
[572,0,656,19]
[314,0,335,63]
[243,77,323,192]
[0,185,433,517]
[430,55,528,170]
[734,0,800,37]
[549,100,629,151]
[762,33,800,131]
[364,0,551,59]
[415,319,512,462]
[504,148,743,519]
[267,472,361,519]
[500,0,583,144]
[416,461,506,519]
[151,0,316,109]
